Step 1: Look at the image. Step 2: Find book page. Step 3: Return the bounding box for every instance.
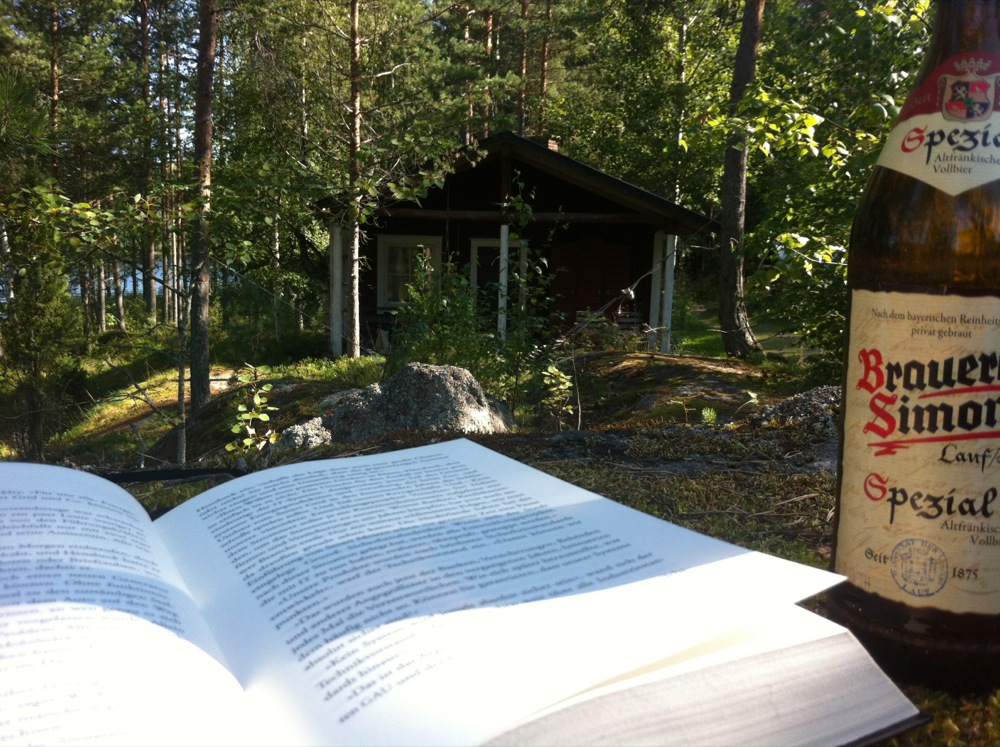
[0,463,252,745]
[488,604,923,745]
[485,605,924,747]
[155,438,844,746]
[0,603,256,746]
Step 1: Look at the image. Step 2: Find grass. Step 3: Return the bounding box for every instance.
[45,356,387,469]
[51,370,181,460]
[672,303,727,357]
[673,301,813,363]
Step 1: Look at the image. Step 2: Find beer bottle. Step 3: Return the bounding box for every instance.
[828,0,1000,692]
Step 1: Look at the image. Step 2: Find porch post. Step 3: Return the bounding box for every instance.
[498,223,509,339]
[328,222,344,357]
[649,231,677,353]
[519,240,528,309]
[649,235,663,351]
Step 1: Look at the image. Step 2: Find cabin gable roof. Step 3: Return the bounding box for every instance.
[470,132,717,235]
[384,131,717,237]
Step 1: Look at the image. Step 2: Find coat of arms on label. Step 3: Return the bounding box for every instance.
[941,57,999,122]
[940,75,998,121]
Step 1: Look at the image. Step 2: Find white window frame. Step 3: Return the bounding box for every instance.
[376,235,443,308]
[469,237,524,292]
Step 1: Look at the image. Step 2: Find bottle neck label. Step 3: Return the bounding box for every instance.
[838,288,1000,613]
[877,52,1000,195]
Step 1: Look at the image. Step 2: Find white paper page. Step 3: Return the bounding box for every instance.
[0,463,226,661]
[0,463,248,745]
[155,439,843,746]
[0,603,258,746]
[486,605,922,747]
[503,603,910,720]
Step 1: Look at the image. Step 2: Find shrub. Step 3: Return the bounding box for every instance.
[386,246,572,428]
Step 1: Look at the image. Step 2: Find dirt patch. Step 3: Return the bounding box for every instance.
[567,351,786,428]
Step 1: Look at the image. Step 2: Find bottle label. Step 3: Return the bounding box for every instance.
[838,288,1000,613]
[877,52,1000,195]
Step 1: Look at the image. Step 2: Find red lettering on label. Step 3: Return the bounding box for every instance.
[864,392,898,438]
[901,127,925,152]
[864,472,888,502]
[857,348,886,393]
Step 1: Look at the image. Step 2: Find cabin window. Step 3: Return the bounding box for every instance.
[376,235,443,308]
[470,238,525,310]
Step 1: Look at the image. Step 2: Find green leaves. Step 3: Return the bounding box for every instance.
[2,183,115,255]
[225,365,281,453]
[541,363,575,425]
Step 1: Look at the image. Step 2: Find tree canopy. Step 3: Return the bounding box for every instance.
[0,0,933,457]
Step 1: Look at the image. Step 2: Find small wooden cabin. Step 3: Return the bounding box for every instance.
[344,131,717,352]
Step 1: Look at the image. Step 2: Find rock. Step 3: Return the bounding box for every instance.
[323,363,514,442]
[742,385,841,474]
[280,363,514,448]
[743,385,840,430]
[276,417,331,451]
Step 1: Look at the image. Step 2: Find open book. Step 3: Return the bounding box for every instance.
[1,438,924,746]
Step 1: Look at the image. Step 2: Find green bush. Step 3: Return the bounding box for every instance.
[385,253,500,380]
[386,246,573,428]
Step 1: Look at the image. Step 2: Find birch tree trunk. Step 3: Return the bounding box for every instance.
[346,0,362,357]
[113,258,127,332]
[140,0,157,326]
[97,260,107,334]
[48,3,60,179]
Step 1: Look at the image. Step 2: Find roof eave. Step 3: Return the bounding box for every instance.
[477,132,719,235]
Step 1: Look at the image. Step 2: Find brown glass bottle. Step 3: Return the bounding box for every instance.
[828,0,1000,693]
